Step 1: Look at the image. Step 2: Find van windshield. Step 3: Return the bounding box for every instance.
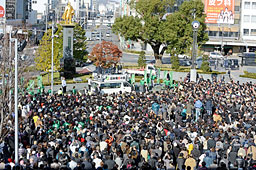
[100,83,121,89]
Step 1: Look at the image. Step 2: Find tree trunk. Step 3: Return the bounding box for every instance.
[152,45,162,66]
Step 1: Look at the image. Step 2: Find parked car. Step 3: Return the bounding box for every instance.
[178,54,190,59]
[179,59,191,66]
[196,57,203,68]
[209,52,224,59]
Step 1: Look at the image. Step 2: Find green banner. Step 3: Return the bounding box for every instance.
[170,71,173,86]
[131,74,135,84]
[149,69,152,86]
[37,76,43,88]
[164,71,167,81]
[157,68,160,84]
[28,80,34,90]
[144,70,147,85]
[21,77,24,85]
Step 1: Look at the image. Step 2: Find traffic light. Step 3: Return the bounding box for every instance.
[18,40,27,52]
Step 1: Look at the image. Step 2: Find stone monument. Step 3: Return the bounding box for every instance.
[60,2,76,79]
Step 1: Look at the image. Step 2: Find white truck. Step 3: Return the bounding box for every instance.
[125,64,157,76]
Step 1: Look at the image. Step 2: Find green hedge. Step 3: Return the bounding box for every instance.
[239,71,256,79]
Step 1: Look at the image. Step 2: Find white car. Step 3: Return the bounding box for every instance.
[178,54,190,59]
[209,52,224,59]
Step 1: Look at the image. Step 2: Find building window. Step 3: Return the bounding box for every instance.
[244,2,251,9]
[235,6,240,11]
[244,15,250,23]
[251,29,256,36]
[244,29,249,36]
[209,31,217,37]
[252,2,256,9]
[251,15,256,23]
[234,19,240,24]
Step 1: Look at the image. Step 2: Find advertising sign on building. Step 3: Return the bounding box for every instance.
[205,0,234,24]
[0,0,5,18]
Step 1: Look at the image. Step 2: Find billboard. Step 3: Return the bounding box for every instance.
[205,0,234,24]
[0,0,5,18]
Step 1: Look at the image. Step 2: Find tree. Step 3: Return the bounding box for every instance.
[89,41,122,68]
[138,51,146,68]
[112,0,208,65]
[0,34,31,139]
[165,0,209,55]
[201,55,211,72]
[35,26,63,82]
[171,55,180,70]
[73,24,88,61]
[35,24,63,83]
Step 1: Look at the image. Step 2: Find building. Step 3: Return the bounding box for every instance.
[16,0,29,20]
[28,10,37,25]
[240,0,256,52]
[6,0,16,20]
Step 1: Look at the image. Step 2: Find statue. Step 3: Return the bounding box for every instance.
[62,2,75,24]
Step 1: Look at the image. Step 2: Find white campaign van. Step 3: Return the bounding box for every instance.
[90,74,132,94]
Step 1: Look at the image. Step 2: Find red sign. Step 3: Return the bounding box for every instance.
[0,6,4,18]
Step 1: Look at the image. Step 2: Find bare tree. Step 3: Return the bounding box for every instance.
[0,32,33,140]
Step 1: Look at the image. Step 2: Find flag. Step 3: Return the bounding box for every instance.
[170,71,173,86]
[149,69,152,86]
[131,74,135,84]
[144,70,147,85]
[157,68,160,84]
[29,80,34,90]
[37,76,43,88]
[164,71,167,81]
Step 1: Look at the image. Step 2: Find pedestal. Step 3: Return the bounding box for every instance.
[60,24,75,79]
[190,69,197,82]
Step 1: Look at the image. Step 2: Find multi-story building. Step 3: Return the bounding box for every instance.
[16,0,29,20]
[202,0,243,55]
[240,0,256,52]
[6,0,16,20]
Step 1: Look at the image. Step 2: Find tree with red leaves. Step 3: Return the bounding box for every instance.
[89,41,122,68]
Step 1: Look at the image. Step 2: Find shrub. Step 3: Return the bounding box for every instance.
[201,55,211,72]
[138,51,146,68]
[171,55,180,70]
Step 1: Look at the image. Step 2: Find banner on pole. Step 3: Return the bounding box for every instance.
[37,76,43,88]
[28,80,34,90]
[131,74,135,84]
[164,71,167,81]
[144,70,147,85]
[170,71,173,86]
[149,69,152,86]
[157,68,160,84]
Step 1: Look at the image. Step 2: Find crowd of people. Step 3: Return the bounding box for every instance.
[1,78,256,170]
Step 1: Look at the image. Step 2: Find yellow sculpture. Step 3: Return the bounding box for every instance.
[62,2,75,25]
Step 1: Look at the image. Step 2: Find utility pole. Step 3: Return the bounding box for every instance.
[45,2,48,34]
[14,38,18,165]
[51,18,54,95]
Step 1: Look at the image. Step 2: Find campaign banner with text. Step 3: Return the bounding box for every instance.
[205,0,234,24]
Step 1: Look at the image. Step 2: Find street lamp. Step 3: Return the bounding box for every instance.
[190,20,200,82]
[51,20,54,95]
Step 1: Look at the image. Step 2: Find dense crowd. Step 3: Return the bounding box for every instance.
[1,78,256,170]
